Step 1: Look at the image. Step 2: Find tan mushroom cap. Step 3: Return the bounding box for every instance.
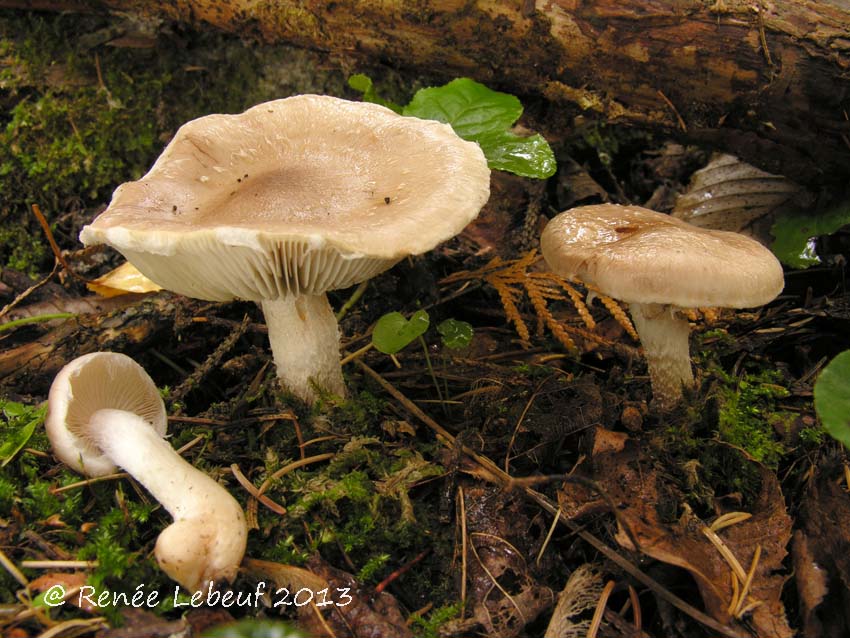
[80,95,490,301]
[540,204,784,309]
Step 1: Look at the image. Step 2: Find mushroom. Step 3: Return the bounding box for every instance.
[540,204,784,410]
[46,352,247,591]
[80,95,490,403]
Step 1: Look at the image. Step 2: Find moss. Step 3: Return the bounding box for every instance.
[0,11,268,272]
[713,367,791,467]
[409,602,465,638]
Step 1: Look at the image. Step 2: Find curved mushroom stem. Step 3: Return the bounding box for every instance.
[261,294,346,403]
[628,303,694,411]
[88,409,247,591]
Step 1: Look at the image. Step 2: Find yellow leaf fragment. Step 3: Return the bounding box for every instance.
[86,262,162,297]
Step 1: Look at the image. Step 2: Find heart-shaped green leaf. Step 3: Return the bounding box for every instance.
[403,78,523,139]
[437,318,474,349]
[814,349,850,450]
[372,310,430,354]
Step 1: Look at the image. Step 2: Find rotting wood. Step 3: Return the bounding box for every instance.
[3,0,849,187]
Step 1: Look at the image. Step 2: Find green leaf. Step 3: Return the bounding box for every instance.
[347,74,402,113]
[403,78,523,139]
[814,349,850,450]
[350,75,556,178]
[770,200,850,268]
[473,129,557,178]
[0,400,44,466]
[403,78,556,179]
[437,318,474,349]
[372,310,430,354]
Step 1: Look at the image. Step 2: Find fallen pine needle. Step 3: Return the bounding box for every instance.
[588,580,616,638]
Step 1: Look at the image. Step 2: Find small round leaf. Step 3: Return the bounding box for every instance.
[814,349,850,450]
[437,319,474,349]
[372,310,430,354]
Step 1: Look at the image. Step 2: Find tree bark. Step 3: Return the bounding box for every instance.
[7,0,850,187]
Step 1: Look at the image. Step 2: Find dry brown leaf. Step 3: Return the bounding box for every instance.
[243,557,413,638]
[543,564,604,638]
[797,460,850,637]
[29,572,92,612]
[444,485,554,638]
[555,157,609,210]
[86,262,162,297]
[557,438,793,638]
[672,153,801,232]
[96,608,188,637]
[792,530,829,638]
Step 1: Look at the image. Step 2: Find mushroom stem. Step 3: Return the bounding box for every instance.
[88,408,247,591]
[261,294,346,403]
[628,303,694,411]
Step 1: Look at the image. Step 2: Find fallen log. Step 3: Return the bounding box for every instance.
[5,0,850,188]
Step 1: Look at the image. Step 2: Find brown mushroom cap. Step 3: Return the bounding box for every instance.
[80,95,490,301]
[540,204,784,308]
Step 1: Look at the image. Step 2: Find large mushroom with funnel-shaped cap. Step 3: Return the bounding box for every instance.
[80,95,490,403]
[540,204,784,410]
[46,352,247,591]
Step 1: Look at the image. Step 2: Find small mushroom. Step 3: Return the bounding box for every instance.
[46,352,247,591]
[80,95,490,403]
[540,204,784,410]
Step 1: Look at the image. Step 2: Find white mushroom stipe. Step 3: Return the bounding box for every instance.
[88,409,246,590]
[262,294,345,402]
[628,303,694,411]
[79,95,491,403]
[46,353,247,592]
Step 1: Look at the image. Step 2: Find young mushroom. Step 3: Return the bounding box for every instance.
[46,352,247,591]
[80,95,490,403]
[540,204,784,410]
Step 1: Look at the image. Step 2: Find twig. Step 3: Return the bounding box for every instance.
[374,550,428,594]
[657,90,687,132]
[458,485,468,614]
[256,453,335,496]
[169,314,250,409]
[31,204,88,283]
[230,464,286,517]
[20,560,98,569]
[536,506,561,566]
[0,263,59,319]
[335,280,369,321]
[0,548,29,587]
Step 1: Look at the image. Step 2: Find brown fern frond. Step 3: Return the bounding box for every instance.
[526,278,578,351]
[490,277,530,342]
[439,249,641,353]
[587,287,639,341]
